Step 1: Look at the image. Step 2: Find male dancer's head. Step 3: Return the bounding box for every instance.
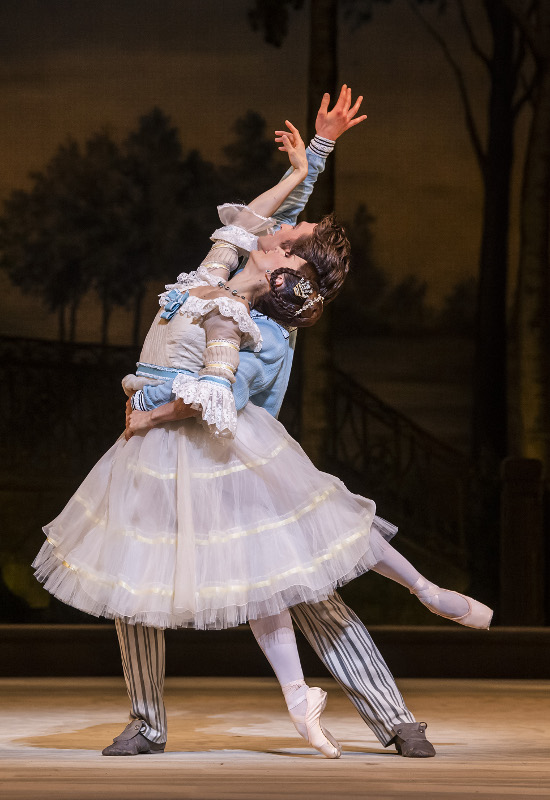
[256,214,350,304]
[252,82,366,306]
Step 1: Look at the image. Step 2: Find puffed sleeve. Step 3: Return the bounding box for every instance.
[196,203,276,281]
[210,203,276,255]
[199,242,240,280]
[171,312,244,439]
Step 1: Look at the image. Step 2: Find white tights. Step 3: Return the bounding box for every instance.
[249,610,308,715]
[371,538,469,617]
[249,541,469,701]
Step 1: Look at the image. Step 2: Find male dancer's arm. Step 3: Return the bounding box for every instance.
[272,84,366,227]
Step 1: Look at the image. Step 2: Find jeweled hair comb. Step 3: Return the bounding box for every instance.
[293,277,313,299]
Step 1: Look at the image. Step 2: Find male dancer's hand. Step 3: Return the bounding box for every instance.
[126,410,155,438]
[125,396,134,440]
[315,84,367,140]
[125,399,198,440]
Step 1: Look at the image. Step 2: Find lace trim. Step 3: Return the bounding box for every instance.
[160,294,262,353]
[160,265,221,303]
[159,268,261,351]
[172,374,237,439]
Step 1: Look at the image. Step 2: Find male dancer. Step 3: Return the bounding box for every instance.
[105,87,435,759]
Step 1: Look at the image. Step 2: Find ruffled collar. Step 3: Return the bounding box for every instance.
[161,265,220,296]
[181,295,262,352]
[159,272,262,353]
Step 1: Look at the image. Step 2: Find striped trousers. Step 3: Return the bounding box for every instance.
[115,593,415,747]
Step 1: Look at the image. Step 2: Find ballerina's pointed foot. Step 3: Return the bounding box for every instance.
[411,578,493,630]
[289,687,341,758]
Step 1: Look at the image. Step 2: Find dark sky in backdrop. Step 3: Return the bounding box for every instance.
[0,0,526,343]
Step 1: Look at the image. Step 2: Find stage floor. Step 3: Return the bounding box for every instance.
[0,677,548,799]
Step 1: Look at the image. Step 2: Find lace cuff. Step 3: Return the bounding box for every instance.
[172,373,237,439]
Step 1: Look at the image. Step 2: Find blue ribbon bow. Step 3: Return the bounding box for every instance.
[160,289,189,321]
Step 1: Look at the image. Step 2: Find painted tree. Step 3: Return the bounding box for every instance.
[122,108,191,345]
[221,110,282,202]
[409,0,536,472]
[0,131,135,345]
[334,203,389,334]
[79,131,135,345]
[0,139,96,342]
[0,105,288,347]
[439,276,477,336]
[122,107,286,345]
[249,1,540,475]
[501,0,550,472]
[248,0,339,463]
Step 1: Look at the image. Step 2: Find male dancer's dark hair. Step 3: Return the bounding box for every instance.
[288,214,350,303]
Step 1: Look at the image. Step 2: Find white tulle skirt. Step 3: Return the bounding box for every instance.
[33,403,396,629]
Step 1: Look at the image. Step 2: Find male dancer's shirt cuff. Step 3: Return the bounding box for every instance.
[309,134,335,158]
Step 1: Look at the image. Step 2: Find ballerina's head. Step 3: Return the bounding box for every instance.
[251,257,324,328]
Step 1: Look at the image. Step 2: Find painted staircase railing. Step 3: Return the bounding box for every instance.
[0,335,140,479]
[326,368,471,571]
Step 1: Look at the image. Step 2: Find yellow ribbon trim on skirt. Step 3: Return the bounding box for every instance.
[124,439,289,481]
[48,519,372,601]
[196,485,338,545]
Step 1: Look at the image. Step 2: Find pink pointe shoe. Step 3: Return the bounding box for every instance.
[411,577,493,629]
[286,686,341,758]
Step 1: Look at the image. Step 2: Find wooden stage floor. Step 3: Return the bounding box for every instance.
[0,677,548,799]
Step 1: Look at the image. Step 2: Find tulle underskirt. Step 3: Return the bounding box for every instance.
[33,403,396,629]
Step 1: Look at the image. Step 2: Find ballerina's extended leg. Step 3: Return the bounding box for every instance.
[249,610,341,758]
[371,539,493,629]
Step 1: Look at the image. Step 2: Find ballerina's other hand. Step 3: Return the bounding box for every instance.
[274,120,307,175]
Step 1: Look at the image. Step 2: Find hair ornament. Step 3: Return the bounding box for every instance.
[293,277,314,299]
[294,294,324,317]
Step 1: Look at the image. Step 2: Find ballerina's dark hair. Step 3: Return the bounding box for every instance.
[253,265,324,328]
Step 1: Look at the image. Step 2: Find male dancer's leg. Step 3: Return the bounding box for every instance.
[291,593,415,746]
[114,619,167,744]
